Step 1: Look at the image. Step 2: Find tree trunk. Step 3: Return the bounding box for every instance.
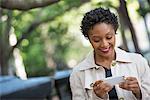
[119,0,141,53]
[0,8,2,74]
[138,0,150,48]
[143,17,150,48]
[0,10,13,75]
[117,8,129,51]
[0,36,10,75]
[147,0,150,5]
[0,0,60,10]
[0,55,9,75]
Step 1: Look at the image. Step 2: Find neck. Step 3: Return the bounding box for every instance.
[94,51,115,69]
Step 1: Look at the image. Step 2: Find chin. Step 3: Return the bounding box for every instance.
[97,47,114,58]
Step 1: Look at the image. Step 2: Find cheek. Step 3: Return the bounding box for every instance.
[110,37,116,45]
[91,43,98,49]
[113,37,116,45]
[89,41,99,49]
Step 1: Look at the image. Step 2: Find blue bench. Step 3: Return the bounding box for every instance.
[0,76,52,99]
[54,70,72,100]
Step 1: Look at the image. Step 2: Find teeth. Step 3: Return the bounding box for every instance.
[101,48,109,52]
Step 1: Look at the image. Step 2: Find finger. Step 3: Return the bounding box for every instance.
[104,87,111,93]
[128,84,139,89]
[93,86,107,96]
[125,77,137,81]
[123,77,138,85]
[93,80,103,87]
[96,80,103,84]
[100,82,113,92]
[94,82,112,92]
[93,84,101,91]
[120,82,128,89]
[127,81,139,86]
[93,80,103,90]
[99,82,112,88]
[119,81,133,90]
[125,79,139,88]
[119,82,124,88]
[119,82,140,91]
[104,82,113,89]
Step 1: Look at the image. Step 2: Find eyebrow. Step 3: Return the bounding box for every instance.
[90,32,114,37]
[105,32,114,35]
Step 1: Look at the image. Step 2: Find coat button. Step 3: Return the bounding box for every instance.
[111,61,116,67]
[119,97,124,100]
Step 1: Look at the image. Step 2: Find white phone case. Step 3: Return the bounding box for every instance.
[104,76,125,86]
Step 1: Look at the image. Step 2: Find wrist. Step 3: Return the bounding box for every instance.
[98,94,108,99]
[94,92,107,99]
[133,90,142,99]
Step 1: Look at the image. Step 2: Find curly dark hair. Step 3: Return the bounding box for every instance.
[80,7,119,38]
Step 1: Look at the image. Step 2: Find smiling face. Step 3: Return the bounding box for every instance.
[88,23,116,59]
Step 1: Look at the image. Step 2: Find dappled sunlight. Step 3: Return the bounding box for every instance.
[1,15,8,22]
[9,27,27,79]
[67,59,77,68]
[13,48,27,80]
[134,17,150,51]
[146,13,150,28]
[9,27,17,46]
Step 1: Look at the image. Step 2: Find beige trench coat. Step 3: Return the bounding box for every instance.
[70,48,150,100]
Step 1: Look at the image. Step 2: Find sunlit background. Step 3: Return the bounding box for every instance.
[0,0,150,79]
[0,0,150,100]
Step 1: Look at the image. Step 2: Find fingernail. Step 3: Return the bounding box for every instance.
[90,83,94,87]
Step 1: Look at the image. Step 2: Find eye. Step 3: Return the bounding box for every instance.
[106,36,112,39]
[92,38,100,42]
[93,40,100,42]
[93,39,100,42]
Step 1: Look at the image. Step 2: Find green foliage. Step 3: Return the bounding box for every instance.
[137,7,150,17]
[11,0,91,76]
[26,66,54,77]
[20,30,48,77]
[0,0,94,77]
[95,0,119,9]
[136,0,150,17]
[48,21,73,70]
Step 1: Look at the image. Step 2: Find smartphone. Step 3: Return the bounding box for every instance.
[104,76,125,86]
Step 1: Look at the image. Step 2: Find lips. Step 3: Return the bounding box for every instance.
[99,47,111,53]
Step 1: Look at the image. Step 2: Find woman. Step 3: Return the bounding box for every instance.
[70,7,150,100]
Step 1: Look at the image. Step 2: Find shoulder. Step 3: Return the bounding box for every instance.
[72,60,86,72]
[70,53,92,80]
[127,52,150,76]
[69,61,87,87]
[117,48,149,73]
[71,51,94,73]
[124,50,149,68]
[116,48,146,63]
[126,52,146,63]
[70,60,86,77]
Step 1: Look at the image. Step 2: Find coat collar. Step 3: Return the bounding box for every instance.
[78,48,132,71]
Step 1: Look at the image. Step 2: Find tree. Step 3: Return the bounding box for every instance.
[118,0,141,53]
[137,0,150,49]
[0,0,90,75]
[0,0,60,10]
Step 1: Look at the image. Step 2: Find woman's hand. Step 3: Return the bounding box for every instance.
[93,80,113,98]
[119,77,142,99]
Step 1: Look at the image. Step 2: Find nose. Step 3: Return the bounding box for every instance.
[100,39,109,48]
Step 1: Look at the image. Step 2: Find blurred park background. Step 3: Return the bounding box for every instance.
[0,0,150,100]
